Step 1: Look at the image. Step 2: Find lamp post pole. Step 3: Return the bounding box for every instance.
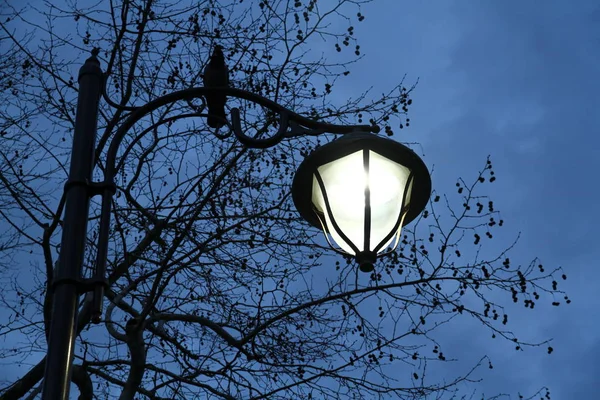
[42,52,103,399]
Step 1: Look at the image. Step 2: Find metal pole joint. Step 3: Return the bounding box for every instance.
[50,276,109,295]
[64,179,117,197]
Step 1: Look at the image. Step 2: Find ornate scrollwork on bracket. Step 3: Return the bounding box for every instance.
[103,83,379,158]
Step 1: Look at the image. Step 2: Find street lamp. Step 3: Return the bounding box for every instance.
[42,48,430,399]
[292,133,431,272]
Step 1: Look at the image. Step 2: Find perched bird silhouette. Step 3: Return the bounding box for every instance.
[203,45,229,128]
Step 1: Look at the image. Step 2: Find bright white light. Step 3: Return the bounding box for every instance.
[312,150,411,255]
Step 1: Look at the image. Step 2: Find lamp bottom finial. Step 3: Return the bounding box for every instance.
[356,251,377,273]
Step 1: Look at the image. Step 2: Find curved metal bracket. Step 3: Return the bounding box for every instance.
[105,86,380,178]
[101,75,379,150]
[230,107,290,149]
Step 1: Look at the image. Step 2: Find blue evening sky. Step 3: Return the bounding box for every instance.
[346,1,598,398]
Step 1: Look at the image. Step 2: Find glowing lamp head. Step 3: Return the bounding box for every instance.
[292,132,431,272]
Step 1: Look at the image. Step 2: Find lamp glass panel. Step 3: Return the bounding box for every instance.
[312,151,365,254]
[367,151,411,252]
[312,150,411,255]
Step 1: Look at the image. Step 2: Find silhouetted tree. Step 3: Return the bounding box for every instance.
[0,1,567,399]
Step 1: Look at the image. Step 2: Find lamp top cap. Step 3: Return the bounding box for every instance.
[79,48,103,80]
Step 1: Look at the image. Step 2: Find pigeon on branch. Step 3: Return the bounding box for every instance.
[202,45,229,128]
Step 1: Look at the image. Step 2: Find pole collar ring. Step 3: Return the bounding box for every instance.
[64,179,117,197]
